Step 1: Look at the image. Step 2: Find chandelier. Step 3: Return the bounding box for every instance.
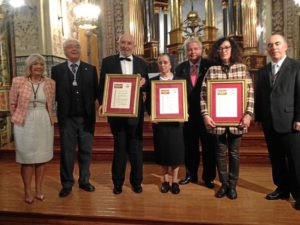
[73,1,100,30]
[181,1,204,38]
[8,0,24,7]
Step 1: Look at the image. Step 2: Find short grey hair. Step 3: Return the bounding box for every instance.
[24,53,46,77]
[184,38,203,51]
[63,38,80,49]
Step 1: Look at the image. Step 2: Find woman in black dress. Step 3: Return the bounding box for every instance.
[146,53,185,194]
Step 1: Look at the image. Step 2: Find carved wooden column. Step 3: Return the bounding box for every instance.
[143,0,158,62]
[202,0,218,56]
[241,0,266,89]
[167,0,184,61]
[128,0,144,55]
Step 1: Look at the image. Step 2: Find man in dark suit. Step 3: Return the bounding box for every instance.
[98,33,148,194]
[52,38,98,197]
[255,34,300,210]
[175,38,216,188]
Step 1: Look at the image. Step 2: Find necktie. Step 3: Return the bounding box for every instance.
[70,64,78,86]
[271,64,277,85]
[191,64,198,86]
[119,57,131,61]
[71,63,78,74]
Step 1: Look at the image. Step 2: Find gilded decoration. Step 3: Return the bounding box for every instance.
[284,0,296,57]
[101,0,124,57]
[272,0,284,34]
[14,2,39,55]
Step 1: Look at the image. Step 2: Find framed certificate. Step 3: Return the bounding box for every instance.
[102,74,140,117]
[207,79,246,126]
[151,80,188,122]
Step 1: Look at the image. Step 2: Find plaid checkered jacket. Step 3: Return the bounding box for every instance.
[200,63,254,135]
[9,76,56,126]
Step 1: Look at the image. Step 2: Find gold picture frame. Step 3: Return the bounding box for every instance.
[102,74,140,117]
[207,79,247,126]
[151,80,188,122]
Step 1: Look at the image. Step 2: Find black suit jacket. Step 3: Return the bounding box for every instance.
[98,54,148,126]
[175,58,214,119]
[51,61,98,133]
[255,57,300,133]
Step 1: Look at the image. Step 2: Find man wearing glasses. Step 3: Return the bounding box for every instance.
[52,38,98,198]
[176,38,216,189]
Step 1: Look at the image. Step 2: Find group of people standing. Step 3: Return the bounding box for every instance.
[9,33,300,211]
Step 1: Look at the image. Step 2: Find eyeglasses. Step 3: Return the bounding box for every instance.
[65,44,81,49]
[217,46,231,52]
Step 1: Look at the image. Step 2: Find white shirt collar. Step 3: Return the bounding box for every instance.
[119,54,133,60]
[68,60,80,67]
[272,55,286,68]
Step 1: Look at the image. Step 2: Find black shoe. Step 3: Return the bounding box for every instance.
[113,185,122,195]
[179,176,198,185]
[132,184,143,193]
[171,183,180,194]
[204,180,215,189]
[59,187,72,197]
[295,200,300,210]
[160,182,170,193]
[215,184,228,198]
[227,188,237,199]
[79,183,95,192]
[265,190,290,200]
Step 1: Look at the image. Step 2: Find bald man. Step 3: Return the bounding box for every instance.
[255,34,300,210]
[98,33,148,194]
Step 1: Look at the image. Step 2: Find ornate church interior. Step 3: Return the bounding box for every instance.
[0,0,300,224]
[0,0,300,147]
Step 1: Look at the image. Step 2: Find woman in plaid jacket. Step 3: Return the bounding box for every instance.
[200,37,254,199]
[9,53,55,204]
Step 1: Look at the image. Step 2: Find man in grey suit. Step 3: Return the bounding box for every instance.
[52,38,98,197]
[255,34,300,210]
[98,33,148,195]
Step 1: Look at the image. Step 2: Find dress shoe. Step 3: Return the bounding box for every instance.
[79,183,95,192]
[227,188,237,200]
[179,176,198,185]
[132,184,143,193]
[204,180,215,189]
[265,190,289,200]
[295,200,300,210]
[215,184,228,198]
[160,182,170,193]
[24,197,34,204]
[35,194,45,201]
[113,185,122,194]
[59,187,72,197]
[171,183,180,194]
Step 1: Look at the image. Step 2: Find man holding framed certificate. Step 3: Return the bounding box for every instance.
[98,33,148,195]
[200,37,254,200]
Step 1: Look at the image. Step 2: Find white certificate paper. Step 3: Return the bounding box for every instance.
[159,88,179,114]
[111,82,132,109]
[215,88,237,117]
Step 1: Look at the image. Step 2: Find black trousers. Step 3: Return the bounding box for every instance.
[183,117,216,182]
[264,127,300,200]
[59,117,94,188]
[109,120,143,187]
[214,130,242,188]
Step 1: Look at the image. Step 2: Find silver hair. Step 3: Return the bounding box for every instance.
[63,38,80,49]
[184,38,203,51]
[24,53,46,77]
